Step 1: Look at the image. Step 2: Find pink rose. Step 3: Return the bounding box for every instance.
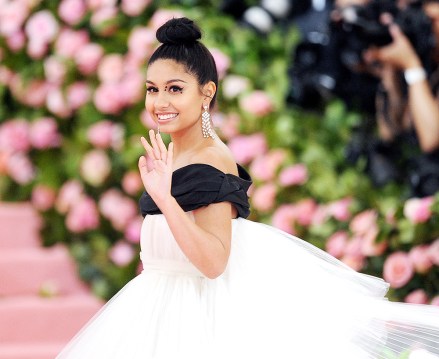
[44,56,67,84]
[55,28,89,58]
[122,170,143,195]
[56,180,84,214]
[127,26,156,60]
[149,9,184,31]
[67,82,91,110]
[228,133,267,165]
[251,183,277,212]
[409,245,433,274]
[86,0,117,10]
[58,0,87,25]
[428,239,439,265]
[97,54,125,83]
[93,83,124,114]
[46,87,72,118]
[87,120,124,150]
[90,6,118,36]
[404,289,429,304]
[119,72,145,105]
[27,40,48,59]
[29,117,62,149]
[31,184,57,211]
[345,235,364,258]
[295,198,317,226]
[341,254,365,271]
[0,66,13,86]
[6,152,35,184]
[383,252,414,288]
[124,216,143,243]
[80,149,111,186]
[121,0,152,17]
[75,43,104,75]
[326,231,349,258]
[25,10,59,44]
[222,75,250,99]
[210,48,230,79]
[217,113,240,140]
[66,196,100,233]
[0,1,29,36]
[326,197,352,222]
[250,149,286,182]
[6,31,26,52]
[99,189,137,230]
[350,209,377,235]
[361,224,386,257]
[0,119,30,153]
[311,205,330,226]
[109,241,135,266]
[403,197,434,224]
[239,90,274,117]
[271,204,296,234]
[278,164,308,187]
[431,296,439,306]
[10,77,48,107]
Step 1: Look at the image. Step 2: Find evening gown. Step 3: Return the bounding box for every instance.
[57,164,439,358]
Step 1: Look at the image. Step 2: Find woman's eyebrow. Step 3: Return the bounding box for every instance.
[145,79,188,85]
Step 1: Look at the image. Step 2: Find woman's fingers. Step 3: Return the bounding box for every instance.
[141,136,156,162]
[167,142,174,168]
[149,129,161,160]
[156,133,168,162]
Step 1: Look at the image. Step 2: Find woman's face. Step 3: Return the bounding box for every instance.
[145,59,212,135]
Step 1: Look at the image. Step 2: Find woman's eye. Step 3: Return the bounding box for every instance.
[169,85,183,93]
[146,86,158,94]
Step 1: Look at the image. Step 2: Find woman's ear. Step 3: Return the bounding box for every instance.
[203,81,216,104]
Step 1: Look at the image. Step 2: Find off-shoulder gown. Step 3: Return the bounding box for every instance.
[57,164,439,359]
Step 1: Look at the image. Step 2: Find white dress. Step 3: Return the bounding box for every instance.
[56,164,439,359]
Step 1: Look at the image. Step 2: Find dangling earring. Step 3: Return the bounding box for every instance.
[202,105,215,139]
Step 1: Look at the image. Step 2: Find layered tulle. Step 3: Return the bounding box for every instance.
[56,214,439,359]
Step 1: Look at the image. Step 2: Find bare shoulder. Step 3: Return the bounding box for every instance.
[191,143,238,176]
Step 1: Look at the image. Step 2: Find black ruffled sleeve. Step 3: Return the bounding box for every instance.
[139,163,252,218]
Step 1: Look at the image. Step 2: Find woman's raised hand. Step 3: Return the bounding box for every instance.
[138,129,174,205]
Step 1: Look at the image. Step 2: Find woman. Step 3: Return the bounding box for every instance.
[57,17,439,359]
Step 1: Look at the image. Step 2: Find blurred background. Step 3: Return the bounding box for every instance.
[0,0,439,358]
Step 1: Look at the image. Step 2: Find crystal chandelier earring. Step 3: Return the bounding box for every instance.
[202,105,215,139]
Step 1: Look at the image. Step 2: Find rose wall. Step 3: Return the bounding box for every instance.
[0,0,438,302]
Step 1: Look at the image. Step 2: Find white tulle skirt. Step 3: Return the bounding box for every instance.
[56,215,439,359]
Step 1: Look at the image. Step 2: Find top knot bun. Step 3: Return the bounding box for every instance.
[156,17,202,45]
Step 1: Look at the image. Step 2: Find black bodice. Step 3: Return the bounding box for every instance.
[139,163,253,219]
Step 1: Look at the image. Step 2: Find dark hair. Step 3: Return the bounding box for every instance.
[148,17,219,107]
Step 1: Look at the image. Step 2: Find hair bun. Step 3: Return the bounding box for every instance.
[156,17,202,45]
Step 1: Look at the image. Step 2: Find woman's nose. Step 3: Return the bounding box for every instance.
[154,91,170,109]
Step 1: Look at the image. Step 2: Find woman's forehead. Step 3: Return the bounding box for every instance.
[146,59,195,82]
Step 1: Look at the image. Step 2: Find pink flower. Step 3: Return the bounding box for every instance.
[149,9,184,31]
[403,197,434,224]
[350,209,377,235]
[222,75,250,99]
[210,48,230,79]
[31,185,57,211]
[409,245,433,274]
[361,224,386,257]
[0,119,30,153]
[99,189,138,231]
[10,77,48,107]
[217,113,240,140]
[58,0,87,25]
[121,0,152,16]
[326,231,349,258]
[295,198,317,226]
[124,216,143,243]
[271,204,296,234]
[341,254,365,271]
[119,72,145,106]
[56,180,84,214]
[80,149,111,186]
[90,6,118,36]
[75,43,104,75]
[228,133,267,165]
[6,31,26,52]
[29,117,62,149]
[66,196,100,233]
[428,239,439,266]
[127,26,156,60]
[87,120,124,150]
[251,183,277,212]
[25,10,59,44]
[97,54,125,83]
[405,289,429,304]
[431,296,439,306]
[55,28,89,58]
[6,152,35,184]
[250,149,286,182]
[326,197,353,222]
[345,236,364,258]
[46,87,72,118]
[0,66,12,86]
[44,56,67,84]
[109,241,135,266]
[239,90,274,117]
[278,164,308,187]
[67,82,91,110]
[93,83,124,114]
[383,252,414,289]
[122,170,143,195]
[0,1,29,37]
[86,0,117,10]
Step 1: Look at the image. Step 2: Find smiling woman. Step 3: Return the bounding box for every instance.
[56,17,439,359]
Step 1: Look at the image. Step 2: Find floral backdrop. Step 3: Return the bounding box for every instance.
[0,0,438,303]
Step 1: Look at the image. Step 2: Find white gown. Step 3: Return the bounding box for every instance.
[56,164,439,359]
